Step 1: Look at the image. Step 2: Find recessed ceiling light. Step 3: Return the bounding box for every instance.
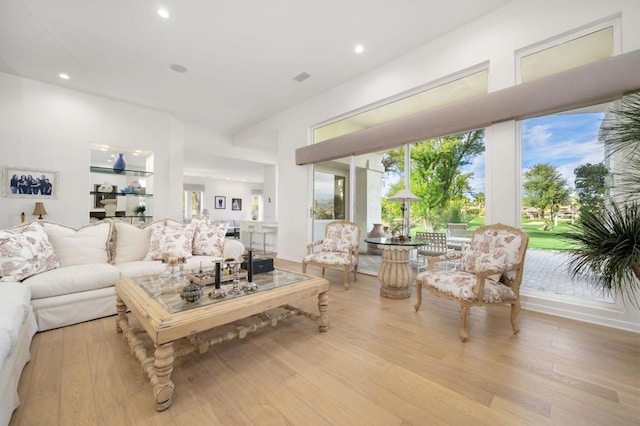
[59,73,70,80]
[293,72,311,83]
[157,8,170,19]
[354,44,364,54]
[170,64,188,73]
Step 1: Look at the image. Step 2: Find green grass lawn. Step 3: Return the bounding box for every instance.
[409,217,575,250]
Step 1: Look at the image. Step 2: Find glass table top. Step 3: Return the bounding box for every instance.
[130,269,312,314]
[364,237,429,247]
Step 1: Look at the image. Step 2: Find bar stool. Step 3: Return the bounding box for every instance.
[240,221,255,251]
[253,222,278,254]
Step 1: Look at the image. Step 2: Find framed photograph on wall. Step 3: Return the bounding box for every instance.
[215,196,226,209]
[2,166,59,199]
[231,198,242,211]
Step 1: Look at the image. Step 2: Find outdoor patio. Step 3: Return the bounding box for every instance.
[359,248,614,304]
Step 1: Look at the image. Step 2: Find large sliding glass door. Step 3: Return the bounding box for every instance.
[312,161,349,243]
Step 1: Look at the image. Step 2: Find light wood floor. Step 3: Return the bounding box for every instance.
[10,259,640,425]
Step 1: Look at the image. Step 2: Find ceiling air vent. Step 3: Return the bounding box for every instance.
[293,72,311,83]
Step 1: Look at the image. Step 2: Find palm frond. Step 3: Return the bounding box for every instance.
[562,202,640,307]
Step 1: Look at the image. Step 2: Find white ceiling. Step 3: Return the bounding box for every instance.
[0,0,514,181]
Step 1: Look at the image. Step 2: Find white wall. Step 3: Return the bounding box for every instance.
[0,72,183,228]
[183,175,263,223]
[234,0,640,331]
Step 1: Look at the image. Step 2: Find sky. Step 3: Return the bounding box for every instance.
[462,112,605,197]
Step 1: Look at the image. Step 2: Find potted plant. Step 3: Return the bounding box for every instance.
[563,93,640,306]
[134,205,146,217]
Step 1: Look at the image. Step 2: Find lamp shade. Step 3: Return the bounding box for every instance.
[387,188,421,202]
[32,202,47,219]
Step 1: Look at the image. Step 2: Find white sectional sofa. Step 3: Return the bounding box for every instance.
[0,218,244,424]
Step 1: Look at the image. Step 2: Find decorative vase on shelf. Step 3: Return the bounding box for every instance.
[101,199,117,217]
[98,183,113,193]
[113,153,126,174]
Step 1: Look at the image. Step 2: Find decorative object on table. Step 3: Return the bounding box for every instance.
[112,153,126,173]
[20,212,25,223]
[94,184,117,208]
[229,259,243,295]
[387,188,421,239]
[215,195,226,209]
[231,198,242,211]
[241,255,273,275]
[180,281,203,303]
[32,202,47,219]
[246,249,253,282]
[2,166,59,199]
[367,223,385,255]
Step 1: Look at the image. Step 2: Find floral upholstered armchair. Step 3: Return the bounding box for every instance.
[302,221,361,289]
[414,223,529,342]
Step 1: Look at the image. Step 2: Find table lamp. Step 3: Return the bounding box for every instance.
[33,202,47,219]
[387,188,421,239]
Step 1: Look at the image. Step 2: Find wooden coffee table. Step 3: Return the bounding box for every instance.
[115,268,330,411]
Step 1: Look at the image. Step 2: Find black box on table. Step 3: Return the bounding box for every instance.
[241,257,274,274]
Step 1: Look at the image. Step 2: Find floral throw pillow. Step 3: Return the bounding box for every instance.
[459,249,506,281]
[0,222,60,282]
[145,221,196,260]
[193,222,228,256]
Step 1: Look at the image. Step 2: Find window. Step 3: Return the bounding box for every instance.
[314,69,488,143]
[518,24,616,83]
[182,183,205,220]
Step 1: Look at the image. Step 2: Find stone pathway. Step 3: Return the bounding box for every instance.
[359,248,614,304]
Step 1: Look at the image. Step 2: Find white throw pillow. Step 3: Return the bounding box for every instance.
[0,222,60,281]
[43,221,112,266]
[193,222,228,256]
[113,221,154,263]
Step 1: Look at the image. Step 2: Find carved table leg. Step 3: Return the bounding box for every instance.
[115,295,127,333]
[317,291,329,332]
[153,343,175,411]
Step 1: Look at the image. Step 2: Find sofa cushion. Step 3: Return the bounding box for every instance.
[0,328,10,363]
[145,221,195,260]
[193,222,228,256]
[0,282,32,316]
[116,260,166,277]
[0,303,24,349]
[43,221,112,266]
[25,263,121,299]
[0,222,59,282]
[113,221,153,263]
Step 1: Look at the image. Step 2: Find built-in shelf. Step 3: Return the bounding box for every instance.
[89,191,154,197]
[90,165,154,222]
[90,166,153,177]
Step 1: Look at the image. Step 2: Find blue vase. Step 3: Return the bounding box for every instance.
[113,153,126,173]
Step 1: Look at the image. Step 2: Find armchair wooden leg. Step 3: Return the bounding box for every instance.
[510,300,521,335]
[321,268,325,277]
[353,265,358,281]
[302,262,307,274]
[414,281,423,311]
[343,268,349,290]
[460,305,470,342]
